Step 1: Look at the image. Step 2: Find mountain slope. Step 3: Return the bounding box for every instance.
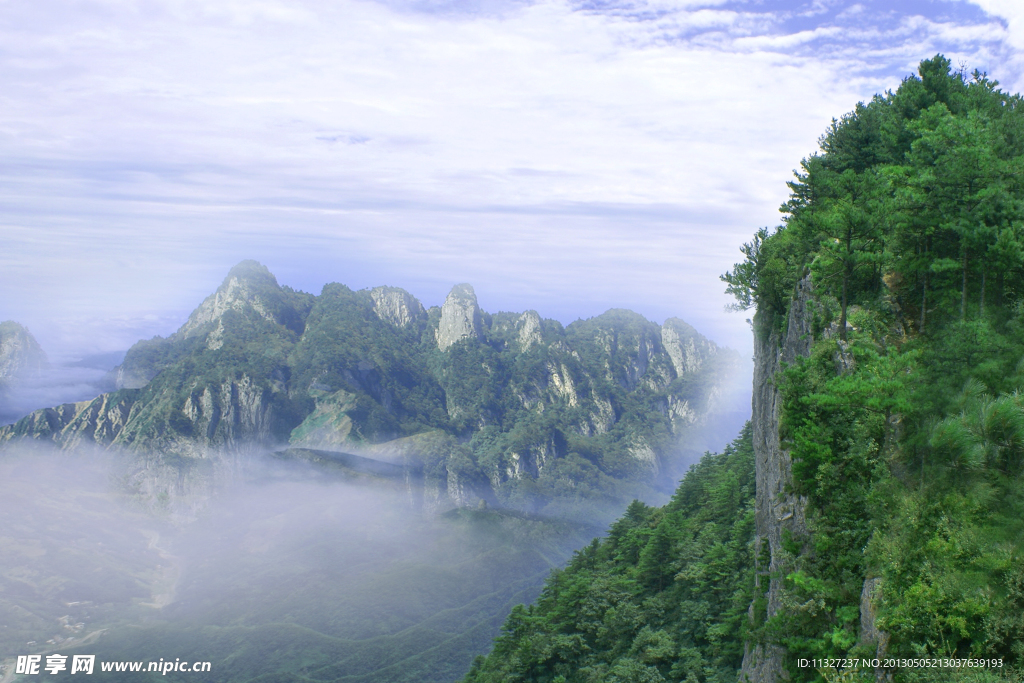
[461,425,755,683]
[726,56,1024,682]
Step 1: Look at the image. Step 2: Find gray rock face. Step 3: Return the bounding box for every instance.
[0,321,49,383]
[180,374,276,450]
[661,317,717,377]
[1,374,277,458]
[60,392,139,449]
[178,261,284,338]
[741,275,812,683]
[370,287,425,327]
[516,311,543,349]
[859,577,888,655]
[0,392,139,448]
[620,328,658,391]
[436,284,482,351]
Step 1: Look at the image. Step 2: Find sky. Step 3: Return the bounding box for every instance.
[2,0,1024,363]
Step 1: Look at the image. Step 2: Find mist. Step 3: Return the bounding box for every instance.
[0,444,599,682]
[0,355,122,427]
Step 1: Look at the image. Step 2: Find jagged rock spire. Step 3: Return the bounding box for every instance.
[436,283,482,351]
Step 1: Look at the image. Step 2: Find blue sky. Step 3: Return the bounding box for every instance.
[1,0,1022,361]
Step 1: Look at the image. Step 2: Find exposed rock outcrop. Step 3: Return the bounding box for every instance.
[436,284,483,351]
[516,311,543,349]
[178,260,304,338]
[115,261,311,389]
[742,275,812,683]
[178,374,277,448]
[0,391,140,448]
[0,374,281,458]
[662,317,717,377]
[370,286,426,327]
[61,391,140,449]
[627,438,659,475]
[859,577,888,655]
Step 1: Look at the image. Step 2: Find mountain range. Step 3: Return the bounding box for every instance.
[1,260,741,517]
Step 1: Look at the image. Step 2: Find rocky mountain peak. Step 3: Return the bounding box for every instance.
[112,262,311,390]
[436,283,483,351]
[0,321,49,383]
[661,317,717,377]
[370,287,426,327]
[177,260,297,339]
[3,272,739,523]
[225,259,278,285]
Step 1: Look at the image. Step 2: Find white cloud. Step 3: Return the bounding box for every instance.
[731,25,844,49]
[969,0,1024,45]
[0,0,1020,364]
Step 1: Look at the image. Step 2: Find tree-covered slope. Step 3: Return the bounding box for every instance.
[718,55,1024,680]
[462,424,755,683]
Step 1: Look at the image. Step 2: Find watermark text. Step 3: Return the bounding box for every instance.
[14,655,211,675]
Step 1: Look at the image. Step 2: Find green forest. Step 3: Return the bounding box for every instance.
[463,425,755,683]
[467,56,1024,683]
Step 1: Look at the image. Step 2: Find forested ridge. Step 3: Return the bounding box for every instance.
[466,56,1024,683]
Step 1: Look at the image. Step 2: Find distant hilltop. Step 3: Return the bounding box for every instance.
[0,320,49,386]
[1,260,741,517]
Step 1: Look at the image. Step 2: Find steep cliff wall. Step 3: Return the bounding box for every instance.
[742,275,812,683]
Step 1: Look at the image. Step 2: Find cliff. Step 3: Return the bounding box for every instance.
[724,56,1024,679]
[741,276,812,683]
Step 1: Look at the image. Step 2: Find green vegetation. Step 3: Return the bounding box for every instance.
[720,56,1024,679]
[468,55,1024,683]
[463,425,755,683]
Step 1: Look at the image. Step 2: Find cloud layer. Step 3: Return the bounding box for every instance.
[1,0,1019,360]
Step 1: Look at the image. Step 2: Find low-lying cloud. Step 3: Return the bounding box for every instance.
[0,444,598,680]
